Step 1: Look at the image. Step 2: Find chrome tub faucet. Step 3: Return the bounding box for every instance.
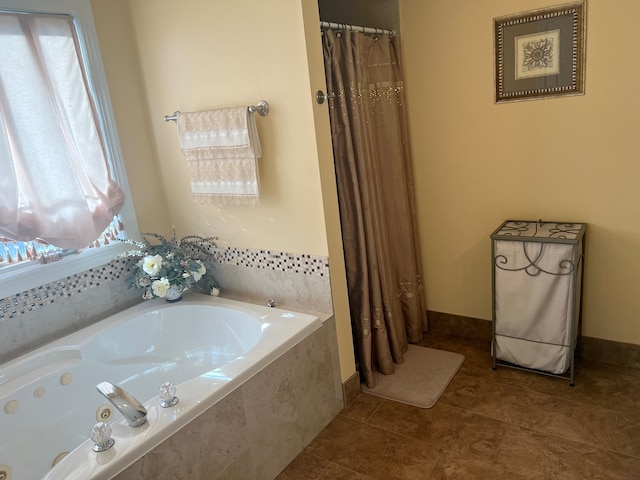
[96,381,147,427]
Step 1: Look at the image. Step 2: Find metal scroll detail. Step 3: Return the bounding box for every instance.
[547,223,582,239]
[496,221,533,237]
[496,221,582,240]
[494,242,575,277]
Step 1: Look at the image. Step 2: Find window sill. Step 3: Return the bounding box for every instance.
[0,243,129,300]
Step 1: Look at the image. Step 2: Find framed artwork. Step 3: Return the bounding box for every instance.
[494,1,586,103]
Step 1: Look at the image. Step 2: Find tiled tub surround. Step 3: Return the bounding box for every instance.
[212,248,332,314]
[0,295,341,480]
[113,314,343,480]
[0,295,343,480]
[0,247,332,364]
[0,246,343,478]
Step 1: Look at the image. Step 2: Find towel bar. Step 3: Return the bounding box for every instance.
[163,100,269,122]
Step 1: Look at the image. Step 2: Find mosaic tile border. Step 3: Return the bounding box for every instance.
[0,247,329,320]
[213,247,330,276]
[0,260,131,320]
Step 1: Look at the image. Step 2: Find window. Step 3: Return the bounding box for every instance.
[0,0,138,299]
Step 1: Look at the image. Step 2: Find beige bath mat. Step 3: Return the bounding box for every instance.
[361,345,464,408]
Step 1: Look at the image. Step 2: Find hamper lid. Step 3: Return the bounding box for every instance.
[490,220,586,244]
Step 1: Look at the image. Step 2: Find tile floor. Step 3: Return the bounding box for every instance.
[276,331,640,479]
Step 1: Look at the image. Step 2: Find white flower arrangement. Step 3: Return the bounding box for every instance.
[119,228,219,300]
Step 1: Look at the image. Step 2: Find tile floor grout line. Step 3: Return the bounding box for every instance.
[330,460,375,479]
[366,397,386,423]
[313,461,330,480]
[337,394,388,424]
[472,407,625,463]
[357,398,638,476]
[357,402,472,456]
[607,410,640,461]
[466,388,623,454]
[423,449,444,480]
[300,451,337,480]
[276,330,640,479]
[306,445,378,480]
[528,380,635,413]
[520,377,635,417]
[515,422,640,461]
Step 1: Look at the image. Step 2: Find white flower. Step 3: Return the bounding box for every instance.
[209,286,220,297]
[138,276,151,287]
[142,255,163,276]
[191,261,207,282]
[152,277,171,297]
[142,289,154,300]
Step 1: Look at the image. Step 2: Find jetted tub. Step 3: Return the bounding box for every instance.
[0,295,321,480]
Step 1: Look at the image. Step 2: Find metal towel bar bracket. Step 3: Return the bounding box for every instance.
[163,111,180,122]
[163,100,269,122]
[248,100,270,116]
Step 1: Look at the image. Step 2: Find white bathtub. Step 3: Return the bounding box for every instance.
[0,295,321,480]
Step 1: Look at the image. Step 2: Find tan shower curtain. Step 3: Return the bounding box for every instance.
[323,30,426,388]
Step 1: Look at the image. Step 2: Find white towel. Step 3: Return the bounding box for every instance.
[177,107,262,206]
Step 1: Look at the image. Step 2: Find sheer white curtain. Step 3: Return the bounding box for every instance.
[0,12,124,249]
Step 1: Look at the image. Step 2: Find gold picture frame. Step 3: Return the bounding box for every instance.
[494,1,586,103]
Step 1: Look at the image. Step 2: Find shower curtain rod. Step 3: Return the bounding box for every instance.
[320,20,396,36]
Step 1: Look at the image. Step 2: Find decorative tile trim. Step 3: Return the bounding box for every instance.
[0,248,329,320]
[212,247,330,276]
[0,260,130,320]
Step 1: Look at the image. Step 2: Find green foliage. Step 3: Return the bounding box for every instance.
[118,227,219,299]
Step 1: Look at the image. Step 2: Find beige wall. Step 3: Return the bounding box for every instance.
[92,0,356,381]
[91,0,169,234]
[301,1,357,382]
[123,0,328,255]
[400,0,640,345]
[91,0,640,387]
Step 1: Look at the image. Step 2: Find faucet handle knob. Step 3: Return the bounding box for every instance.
[91,422,115,452]
[159,381,179,408]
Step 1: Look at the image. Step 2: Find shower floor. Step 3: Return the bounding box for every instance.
[276,330,640,479]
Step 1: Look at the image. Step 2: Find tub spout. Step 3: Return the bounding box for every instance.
[96,381,147,427]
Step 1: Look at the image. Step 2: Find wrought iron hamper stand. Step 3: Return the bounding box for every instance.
[490,220,586,386]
